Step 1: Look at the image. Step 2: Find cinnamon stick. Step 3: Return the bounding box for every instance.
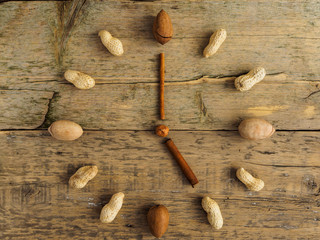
[159,53,165,120]
[165,139,199,187]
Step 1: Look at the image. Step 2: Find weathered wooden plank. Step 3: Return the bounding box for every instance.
[1,1,320,239]
[2,75,319,131]
[0,2,59,78]
[1,192,320,239]
[1,130,319,195]
[43,75,320,130]
[1,1,319,131]
[1,0,320,86]
[64,32,320,83]
[0,130,319,239]
[0,90,53,129]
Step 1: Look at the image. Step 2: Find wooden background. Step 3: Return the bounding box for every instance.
[1,0,319,239]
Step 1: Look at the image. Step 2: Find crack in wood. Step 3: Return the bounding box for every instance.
[244,161,320,168]
[162,73,288,86]
[39,92,57,129]
[0,73,293,86]
[0,90,54,130]
[90,73,287,86]
[196,92,207,118]
[256,150,276,155]
[24,188,41,198]
[304,89,320,99]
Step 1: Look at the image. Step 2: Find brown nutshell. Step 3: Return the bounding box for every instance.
[153,9,173,45]
[147,205,169,238]
[155,125,169,137]
[238,118,275,140]
[48,120,83,141]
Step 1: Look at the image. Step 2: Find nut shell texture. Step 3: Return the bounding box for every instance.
[238,118,275,140]
[99,30,124,56]
[236,168,264,191]
[147,205,169,238]
[203,29,227,58]
[69,165,98,189]
[234,67,266,91]
[48,120,83,141]
[100,192,125,223]
[153,9,173,45]
[202,196,223,230]
[64,70,95,90]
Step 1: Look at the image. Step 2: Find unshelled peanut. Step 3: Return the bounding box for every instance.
[48,120,83,141]
[153,9,173,45]
[234,67,266,91]
[100,192,125,223]
[64,70,95,90]
[99,30,124,56]
[203,29,227,58]
[69,165,98,189]
[236,168,264,191]
[202,196,223,230]
[238,118,275,140]
[147,205,169,238]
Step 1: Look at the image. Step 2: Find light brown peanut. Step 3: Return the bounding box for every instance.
[69,165,98,189]
[238,118,275,140]
[99,30,124,56]
[203,29,227,58]
[236,168,264,191]
[48,120,83,141]
[64,70,95,90]
[202,196,223,230]
[100,192,125,223]
[234,67,266,91]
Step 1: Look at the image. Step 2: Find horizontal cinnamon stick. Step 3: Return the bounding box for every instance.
[165,139,199,187]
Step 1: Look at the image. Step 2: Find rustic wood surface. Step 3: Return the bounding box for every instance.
[0,0,320,239]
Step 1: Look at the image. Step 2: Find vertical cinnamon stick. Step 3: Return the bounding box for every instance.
[160,53,165,120]
[165,139,199,187]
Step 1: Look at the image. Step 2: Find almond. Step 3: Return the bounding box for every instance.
[153,9,173,45]
[147,205,169,238]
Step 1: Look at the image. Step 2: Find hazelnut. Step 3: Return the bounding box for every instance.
[155,125,169,137]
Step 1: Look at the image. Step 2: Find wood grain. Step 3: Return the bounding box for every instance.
[0,130,319,239]
[1,1,320,239]
[1,2,320,131]
[1,74,319,131]
[43,75,320,130]
[0,90,53,129]
[0,2,59,78]
[1,1,320,83]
